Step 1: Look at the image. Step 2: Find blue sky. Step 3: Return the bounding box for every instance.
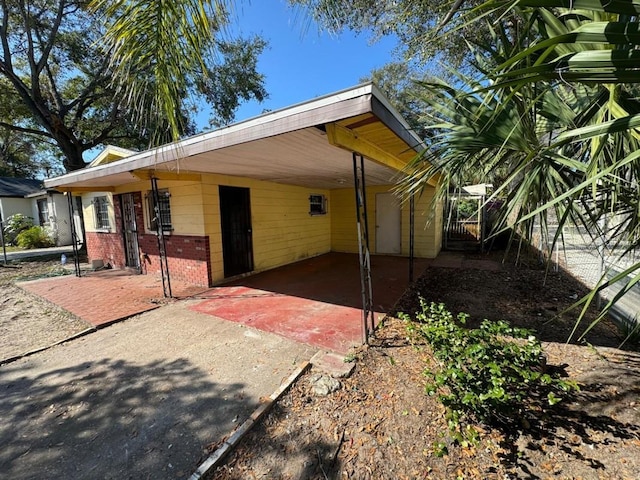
[197,0,399,128]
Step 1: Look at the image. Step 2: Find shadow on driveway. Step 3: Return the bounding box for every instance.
[1,357,244,479]
[0,302,314,479]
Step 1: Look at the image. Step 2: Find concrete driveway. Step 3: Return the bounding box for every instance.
[0,302,315,479]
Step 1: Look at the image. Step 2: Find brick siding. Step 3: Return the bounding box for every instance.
[85,193,126,268]
[86,231,126,269]
[138,233,212,287]
[85,191,212,287]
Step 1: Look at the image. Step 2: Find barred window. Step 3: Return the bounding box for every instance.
[94,196,110,230]
[147,189,172,231]
[309,194,327,215]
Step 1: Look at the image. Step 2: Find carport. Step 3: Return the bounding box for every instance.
[44,83,441,346]
[191,252,431,353]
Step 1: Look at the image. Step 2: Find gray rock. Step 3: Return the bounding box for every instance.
[309,373,341,396]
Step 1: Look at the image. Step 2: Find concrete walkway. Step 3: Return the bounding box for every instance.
[0,303,315,479]
[1,245,75,262]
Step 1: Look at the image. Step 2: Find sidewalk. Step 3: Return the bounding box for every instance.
[1,245,75,262]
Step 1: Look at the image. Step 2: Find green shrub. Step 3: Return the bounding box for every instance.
[456,198,479,219]
[15,226,55,249]
[3,213,34,245]
[400,301,578,446]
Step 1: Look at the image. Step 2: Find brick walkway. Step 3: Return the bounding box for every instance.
[19,270,206,327]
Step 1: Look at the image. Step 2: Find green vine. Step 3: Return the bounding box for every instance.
[401,301,578,451]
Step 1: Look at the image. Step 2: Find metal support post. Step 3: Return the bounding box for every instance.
[66,192,81,277]
[359,155,371,252]
[409,193,415,282]
[1,217,7,265]
[151,177,172,298]
[352,153,375,344]
[480,196,486,254]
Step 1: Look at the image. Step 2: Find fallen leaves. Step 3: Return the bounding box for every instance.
[210,254,640,480]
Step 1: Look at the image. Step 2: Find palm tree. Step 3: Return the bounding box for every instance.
[405,7,640,339]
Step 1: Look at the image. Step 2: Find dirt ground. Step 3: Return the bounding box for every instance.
[211,250,640,479]
[0,260,91,361]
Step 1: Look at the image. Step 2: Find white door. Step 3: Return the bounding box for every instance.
[376,193,401,254]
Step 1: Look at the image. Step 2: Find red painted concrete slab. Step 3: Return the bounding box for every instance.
[190,253,431,354]
[191,286,365,354]
[20,270,206,327]
[19,253,430,354]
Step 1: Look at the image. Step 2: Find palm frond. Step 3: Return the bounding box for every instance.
[90,0,232,144]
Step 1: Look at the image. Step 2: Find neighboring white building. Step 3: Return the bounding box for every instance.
[0,177,82,247]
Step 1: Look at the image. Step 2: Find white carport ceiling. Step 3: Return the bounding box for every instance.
[45,84,423,191]
[177,128,403,189]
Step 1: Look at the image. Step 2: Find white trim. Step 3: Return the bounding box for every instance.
[88,145,137,167]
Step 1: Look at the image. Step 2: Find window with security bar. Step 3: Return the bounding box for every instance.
[147,189,172,231]
[309,194,327,215]
[93,196,110,230]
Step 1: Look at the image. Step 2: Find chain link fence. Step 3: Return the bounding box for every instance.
[533,219,640,338]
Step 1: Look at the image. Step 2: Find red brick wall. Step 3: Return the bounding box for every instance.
[86,231,126,269]
[86,193,126,269]
[85,192,213,287]
[138,234,212,287]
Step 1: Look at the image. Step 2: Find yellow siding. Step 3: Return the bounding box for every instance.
[331,184,442,258]
[401,187,443,258]
[115,181,205,235]
[81,192,115,232]
[330,185,391,253]
[85,174,442,283]
[200,174,332,283]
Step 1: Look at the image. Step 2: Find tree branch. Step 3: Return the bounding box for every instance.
[34,0,66,78]
[0,121,53,138]
[66,64,111,117]
[0,0,13,72]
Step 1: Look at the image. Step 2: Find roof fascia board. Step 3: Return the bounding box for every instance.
[130,170,202,182]
[25,190,50,198]
[369,84,424,153]
[55,186,116,192]
[45,86,375,188]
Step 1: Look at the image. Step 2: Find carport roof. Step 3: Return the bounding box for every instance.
[45,83,427,191]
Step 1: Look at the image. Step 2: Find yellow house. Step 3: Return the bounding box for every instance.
[45,84,442,288]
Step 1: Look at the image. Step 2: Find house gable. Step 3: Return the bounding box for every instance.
[87,145,136,168]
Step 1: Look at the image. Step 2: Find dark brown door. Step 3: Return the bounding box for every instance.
[219,186,254,277]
